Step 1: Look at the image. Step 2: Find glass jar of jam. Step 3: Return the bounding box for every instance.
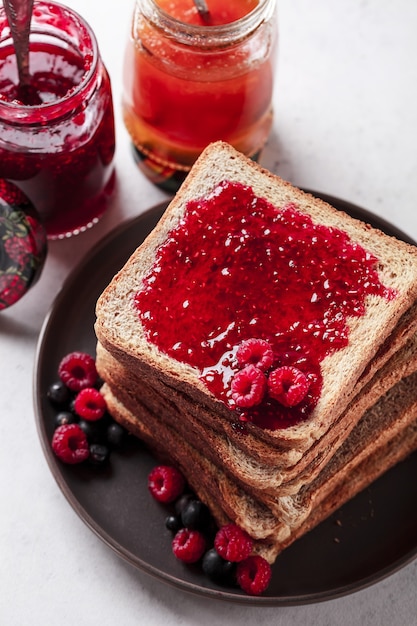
[0,0,116,239]
[122,0,277,191]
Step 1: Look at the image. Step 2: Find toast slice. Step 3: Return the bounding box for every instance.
[97,341,417,524]
[95,141,417,458]
[100,383,286,543]
[100,379,417,564]
[97,299,417,472]
[96,331,417,496]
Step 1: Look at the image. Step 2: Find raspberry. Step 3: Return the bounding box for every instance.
[214,524,253,562]
[268,366,310,407]
[236,555,272,596]
[58,351,98,392]
[148,465,185,503]
[52,424,89,464]
[231,365,266,408]
[74,387,107,421]
[172,528,206,563]
[236,338,274,371]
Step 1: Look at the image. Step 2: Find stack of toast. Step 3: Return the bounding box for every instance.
[95,142,417,564]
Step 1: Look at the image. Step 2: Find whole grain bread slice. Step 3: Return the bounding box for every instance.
[98,341,417,527]
[100,380,417,564]
[97,298,417,469]
[273,421,417,561]
[261,420,417,563]
[95,141,417,455]
[96,328,417,494]
[100,383,289,543]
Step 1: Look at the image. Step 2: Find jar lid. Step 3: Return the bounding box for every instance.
[0,180,47,310]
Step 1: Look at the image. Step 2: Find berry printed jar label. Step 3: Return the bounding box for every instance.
[135,181,396,429]
[0,180,47,310]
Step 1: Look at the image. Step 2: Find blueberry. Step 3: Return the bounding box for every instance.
[165,514,183,533]
[89,443,110,466]
[47,381,71,407]
[106,421,126,448]
[54,411,77,427]
[181,499,211,530]
[175,493,194,515]
[78,419,105,443]
[202,549,236,585]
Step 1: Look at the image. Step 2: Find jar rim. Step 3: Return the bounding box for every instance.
[0,0,99,121]
[138,0,277,47]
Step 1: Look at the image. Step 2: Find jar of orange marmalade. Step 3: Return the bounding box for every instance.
[122,0,277,191]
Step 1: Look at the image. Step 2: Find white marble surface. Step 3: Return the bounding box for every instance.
[1,0,417,623]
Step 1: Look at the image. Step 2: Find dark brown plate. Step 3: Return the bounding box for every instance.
[34,194,417,606]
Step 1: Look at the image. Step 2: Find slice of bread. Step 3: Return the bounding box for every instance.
[96,331,417,496]
[269,420,417,562]
[100,383,287,543]
[97,299,417,473]
[97,338,417,522]
[95,141,417,458]
[100,379,417,564]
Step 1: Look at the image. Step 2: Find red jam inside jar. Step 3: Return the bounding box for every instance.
[135,181,396,429]
[157,0,260,25]
[0,1,116,239]
[122,0,276,190]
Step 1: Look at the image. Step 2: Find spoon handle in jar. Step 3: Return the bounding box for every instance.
[3,0,34,88]
[193,0,211,24]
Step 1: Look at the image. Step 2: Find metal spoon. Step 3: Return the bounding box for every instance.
[3,0,39,104]
[193,0,211,24]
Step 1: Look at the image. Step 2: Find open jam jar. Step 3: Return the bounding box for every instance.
[122,0,277,191]
[0,1,116,239]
